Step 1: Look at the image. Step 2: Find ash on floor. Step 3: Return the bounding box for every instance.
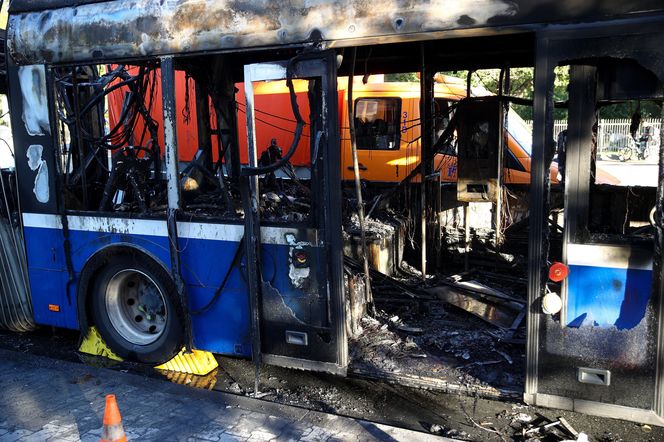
[349,298,525,396]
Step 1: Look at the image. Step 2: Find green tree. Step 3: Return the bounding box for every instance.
[438,68,571,120]
[385,72,419,82]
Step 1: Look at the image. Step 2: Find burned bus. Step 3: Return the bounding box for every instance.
[1,0,664,427]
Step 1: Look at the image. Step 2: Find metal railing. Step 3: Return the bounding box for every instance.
[524,118,662,157]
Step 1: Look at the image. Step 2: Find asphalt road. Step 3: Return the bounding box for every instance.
[0,348,447,442]
[1,328,663,441]
[597,159,659,187]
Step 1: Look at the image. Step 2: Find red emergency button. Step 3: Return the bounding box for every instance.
[549,262,569,282]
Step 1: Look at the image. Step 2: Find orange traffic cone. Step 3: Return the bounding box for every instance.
[100,394,127,442]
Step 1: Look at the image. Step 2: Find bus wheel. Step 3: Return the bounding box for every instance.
[90,254,183,364]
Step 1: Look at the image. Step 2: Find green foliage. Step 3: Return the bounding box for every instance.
[438,68,560,120]
[382,68,660,121]
[385,72,419,82]
[599,101,662,119]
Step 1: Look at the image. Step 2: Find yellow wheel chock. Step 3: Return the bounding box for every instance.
[79,326,218,375]
[79,326,123,362]
[154,347,218,376]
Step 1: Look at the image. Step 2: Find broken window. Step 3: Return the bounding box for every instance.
[238,78,313,224]
[54,63,166,214]
[174,69,240,219]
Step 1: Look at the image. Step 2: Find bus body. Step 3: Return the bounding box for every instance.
[2,0,664,427]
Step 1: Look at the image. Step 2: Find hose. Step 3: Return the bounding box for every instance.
[241,55,306,177]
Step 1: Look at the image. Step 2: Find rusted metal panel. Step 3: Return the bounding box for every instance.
[7,0,664,65]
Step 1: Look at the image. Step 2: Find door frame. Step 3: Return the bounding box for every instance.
[241,51,347,375]
[525,17,664,425]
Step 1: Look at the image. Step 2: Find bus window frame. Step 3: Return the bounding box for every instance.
[353,96,402,151]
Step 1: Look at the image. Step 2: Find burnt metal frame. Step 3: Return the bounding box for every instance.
[526,16,664,425]
[559,65,597,326]
[160,56,193,351]
[8,0,664,67]
[419,42,434,277]
[241,51,347,375]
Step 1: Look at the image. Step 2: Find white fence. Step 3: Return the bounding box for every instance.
[524,118,662,155]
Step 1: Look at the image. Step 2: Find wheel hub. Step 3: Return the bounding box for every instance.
[105,269,168,346]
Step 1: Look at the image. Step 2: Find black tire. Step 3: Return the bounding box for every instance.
[90,251,184,364]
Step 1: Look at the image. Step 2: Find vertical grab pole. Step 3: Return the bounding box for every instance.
[420,43,434,279]
[347,48,373,307]
[161,56,193,352]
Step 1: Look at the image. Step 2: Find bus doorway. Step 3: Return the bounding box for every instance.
[240,52,347,374]
[336,39,537,399]
[526,24,664,425]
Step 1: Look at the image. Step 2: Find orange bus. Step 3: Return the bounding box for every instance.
[109,73,617,185]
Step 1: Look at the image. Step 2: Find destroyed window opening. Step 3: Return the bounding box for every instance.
[54,63,166,214]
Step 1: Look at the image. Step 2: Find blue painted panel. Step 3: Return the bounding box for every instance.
[177,235,251,355]
[23,225,284,356]
[68,231,171,270]
[188,286,251,356]
[24,227,172,330]
[28,268,75,328]
[23,226,67,270]
[567,265,652,329]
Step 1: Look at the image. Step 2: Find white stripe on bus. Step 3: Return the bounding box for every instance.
[21,213,306,246]
[566,243,652,271]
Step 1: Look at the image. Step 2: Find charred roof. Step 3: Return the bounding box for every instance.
[6,0,664,65]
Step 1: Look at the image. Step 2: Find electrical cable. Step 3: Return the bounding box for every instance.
[241,54,308,176]
[191,236,245,315]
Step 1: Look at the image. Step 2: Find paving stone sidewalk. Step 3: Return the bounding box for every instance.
[0,348,449,441]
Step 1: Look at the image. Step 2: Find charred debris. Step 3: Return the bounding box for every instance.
[50,48,534,396]
[47,34,660,400]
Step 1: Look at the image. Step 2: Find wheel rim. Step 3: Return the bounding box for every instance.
[105,269,168,346]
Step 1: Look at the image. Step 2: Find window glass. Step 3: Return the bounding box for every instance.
[354,98,401,150]
[507,109,532,156]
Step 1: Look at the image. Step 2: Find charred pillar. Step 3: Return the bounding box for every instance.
[524,37,555,403]
[194,74,213,171]
[210,56,241,180]
[419,43,434,278]
[563,65,596,253]
[161,56,193,352]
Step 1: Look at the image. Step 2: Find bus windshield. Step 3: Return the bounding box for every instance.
[507,109,532,156]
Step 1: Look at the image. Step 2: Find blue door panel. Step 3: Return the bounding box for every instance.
[567,265,652,329]
[188,286,251,356]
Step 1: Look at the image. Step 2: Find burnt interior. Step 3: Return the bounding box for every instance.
[44,30,664,400]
